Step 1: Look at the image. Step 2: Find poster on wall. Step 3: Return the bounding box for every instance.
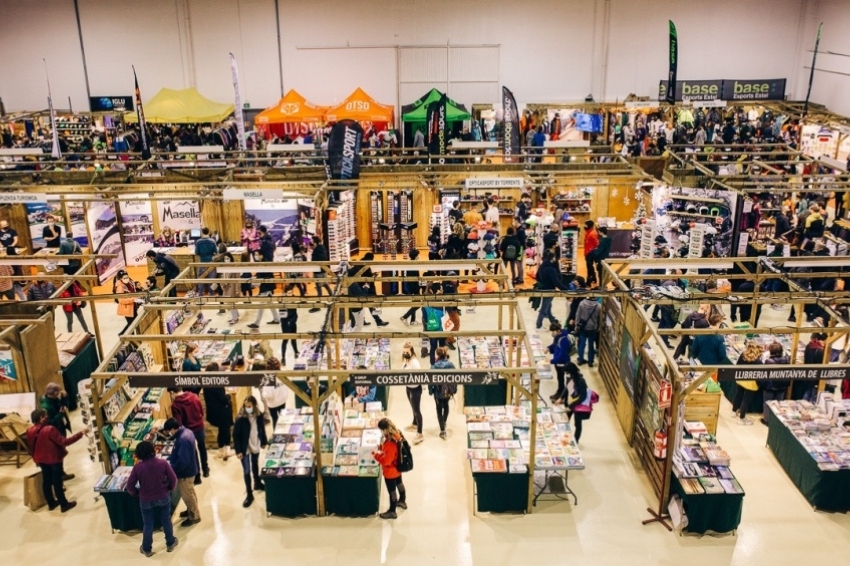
[619,331,639,402]
[25,200,66,250]
[243,199,300,248]
[86,201,126,285]
[0,347,17,382]
[546,109,590,141]
[297,200,318,237]
[66,202,88,246]
[158,200,202,236]
[118,196,154,266]
[800,124,838,160]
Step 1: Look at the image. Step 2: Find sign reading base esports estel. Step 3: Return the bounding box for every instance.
[717,366,850,382]
[658,79,786,102]
[350,370,501,387]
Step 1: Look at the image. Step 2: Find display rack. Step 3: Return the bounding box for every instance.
[558,227,579,275]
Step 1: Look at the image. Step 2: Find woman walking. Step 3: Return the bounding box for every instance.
[548,321,573,401]
[554,363,592,443]
[114,270,140,335]
[203,362,234,460]
[219,252,240,324]
[58,281,90,333]
[732,341,762,425]
[233,395,268,508]
[401,343,424,444]
[428,347,457,440]
[279,291,299,366]
[126,441,178,557]
[372,417,407,519]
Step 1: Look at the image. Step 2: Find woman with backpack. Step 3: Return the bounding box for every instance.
[372,417,407,519]
[428,347,456,440]
[548,321,573,401]
[554,363,593,442]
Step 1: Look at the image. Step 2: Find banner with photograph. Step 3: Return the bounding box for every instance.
[86,201,126,285]
[118,196,154,266]
[25,200,66,250]
[66,201,88,246]
[157,200,201,233]
[243,199,300,248]
[546,109,589,141]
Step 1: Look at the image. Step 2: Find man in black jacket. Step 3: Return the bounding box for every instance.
[146,250,180,297]
[535,252,568,329]
[587,226,612,287]
[308,236,331,312]
[543,224,560,260]
[761,342,791,426]
[247,227,280,329]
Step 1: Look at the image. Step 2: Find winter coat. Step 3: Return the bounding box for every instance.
[575,299,600,332]
[26,424,83,465]
[168,426,199,479]
[550,330,573,365]
[373,434,401,480]
[204,388,233,428]
[233,413,269,456]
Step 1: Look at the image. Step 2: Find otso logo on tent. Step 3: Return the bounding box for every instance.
[345,101,370,112]
[280,103,300,115]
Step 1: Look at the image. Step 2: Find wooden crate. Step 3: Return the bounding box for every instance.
[683,389,721,435]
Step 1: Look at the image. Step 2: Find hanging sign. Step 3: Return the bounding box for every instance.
[658,381,673,409]
[0,193,47,203]
[349,370,501,387]
[158,200,201,232]
[465,178,524,189]
[127,371,276,389]
[89,96,134,112]
[716,366,850,382]
[625,101,657,109]
[658,80,722,102]
[720,79,786,101]
[222,188,283,201]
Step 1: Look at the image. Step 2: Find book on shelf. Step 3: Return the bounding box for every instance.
[698,477,725,494]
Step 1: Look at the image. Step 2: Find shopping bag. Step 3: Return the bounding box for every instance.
[424,307,443,332]
[442,314,454,332]
[24,472,46,511]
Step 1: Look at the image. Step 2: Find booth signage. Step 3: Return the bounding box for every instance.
[465,178,524,189]
[716,367,850,382]
[222,188,283,201]
[720,79,786,101]
[0,193,47,203]
[127,372,275,388]
[89,96,134,112]
[658,80,722,102]
[350,370,501,387]
[625,101,656,109]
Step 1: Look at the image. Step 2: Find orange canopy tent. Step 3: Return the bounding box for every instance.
[255,90,328,139]
[324,88,394,124]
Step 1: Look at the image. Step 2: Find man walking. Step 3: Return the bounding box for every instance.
[193,227,219,297]
[535,251,568,329]
[583,220,599,287]
[248,226,280,329]
[168,388,208,482]
[163,418,201,527]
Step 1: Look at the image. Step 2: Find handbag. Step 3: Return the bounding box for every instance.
[442,314,454,332]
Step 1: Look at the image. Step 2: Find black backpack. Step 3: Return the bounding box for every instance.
[504,244,518,261]
[396,437,414,473]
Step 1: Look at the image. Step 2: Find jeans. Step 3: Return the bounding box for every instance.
[140,495,176,553]
[121,315,136,335]
[406,386,423,434]
[195,266,217,296]
[506,259,518,280]
[176,477,200,520]
[268,405,284,429]
[763,389,787,422]
[316,282,332,297]
[435,397,450,432]
[38,463,67,507]
[554,365,566,398]
[536,296,556,329]
[253,292,280,324]
[585,257,597,285]
[578,330,596,364]
[384,476,406,512]
[241,452,261,494]
[64,308,89,333]
[732,386,755,418]
[193,429,209,476]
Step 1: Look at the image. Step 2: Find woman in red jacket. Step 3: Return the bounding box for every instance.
[59,281,90,333]
[372,418,407,519]
[26,408,87,512]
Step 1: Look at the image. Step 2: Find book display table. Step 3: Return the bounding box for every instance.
[100,488,180,533]
[322,475,381,517]
[767,402,850,512]
[472,470,529,513]
[670,476,744,535]
[264,474,318,518]
[458,336,508,407]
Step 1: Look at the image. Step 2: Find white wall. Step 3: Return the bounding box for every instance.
[793,0,850,117]
[0,0,829,117]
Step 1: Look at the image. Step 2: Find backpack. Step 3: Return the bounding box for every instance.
[504,244,518,261]
[482,241,494,254]
[440,383,457,399]
[395,437,414,473]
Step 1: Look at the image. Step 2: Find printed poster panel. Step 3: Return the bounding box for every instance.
[25,200,66,250]
[67,201,88,246]
[0,348,17,383]
[86,201,126,285]
[619,330,639,402]
[157,200,202,235]
[119,196,154,266]
[546,109,591,142]
[244,199,299,248]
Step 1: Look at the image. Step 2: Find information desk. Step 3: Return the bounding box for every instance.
[264,474,318,518]
[322,475,381,517]
[464,381,508,407]
[766,406,850,512]
[472,469,529,513]
[62,339,100,411]
[670,476,744,535]
[101,488,180,533]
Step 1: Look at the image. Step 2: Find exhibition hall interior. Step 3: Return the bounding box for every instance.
[3,0,850,564]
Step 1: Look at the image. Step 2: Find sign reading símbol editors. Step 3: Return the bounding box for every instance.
[350,370,501,387]
[716,366,850,382]
[127,372,268,388]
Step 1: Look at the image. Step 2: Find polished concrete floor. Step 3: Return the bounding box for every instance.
[2,295,849,565]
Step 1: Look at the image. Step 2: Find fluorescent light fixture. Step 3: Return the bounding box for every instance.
[623,260,734,271]
[177,145,224,154]
[0,258,68,266]
[0,148,43,156]
[544,140,591,148]
[267,144,316,153]
[783,258,850,268]
[214,265,322,274]
[358,262,493,273]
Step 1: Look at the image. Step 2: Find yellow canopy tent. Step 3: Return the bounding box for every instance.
[124,87,234,123]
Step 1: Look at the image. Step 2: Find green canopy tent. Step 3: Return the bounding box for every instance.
[401,89,470,147]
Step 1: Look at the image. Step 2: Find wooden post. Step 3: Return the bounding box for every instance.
[311,373,326,517]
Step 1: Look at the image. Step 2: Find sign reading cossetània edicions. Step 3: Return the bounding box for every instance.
[716,366,850,382]
[350,370,502,387]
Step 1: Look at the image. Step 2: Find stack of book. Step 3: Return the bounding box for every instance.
[458,336,506,369]
[673,422,743,495]
[769,399,850,471]
[345,338,391,371]
[322,404,385,478]
[261,408,318,478]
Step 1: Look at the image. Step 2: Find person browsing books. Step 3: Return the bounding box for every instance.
[372,418,407,519]
[127,441,179,557]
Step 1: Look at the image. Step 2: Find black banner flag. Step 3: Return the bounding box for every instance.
[502,86,520,163]
[327,119,363,180]
[427,92,448,164]
[132,66,151,159]
[666,20,678,105]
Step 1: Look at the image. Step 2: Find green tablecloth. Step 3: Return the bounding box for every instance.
[100,488,180,533]
[63,339,100,411]
[264,475,317,517]
[719,380,763,416]
[464,381,508,407]
[322,475,381,517]
[472,471,529,513]
[766,406,850,512]
[670,476,744,534]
